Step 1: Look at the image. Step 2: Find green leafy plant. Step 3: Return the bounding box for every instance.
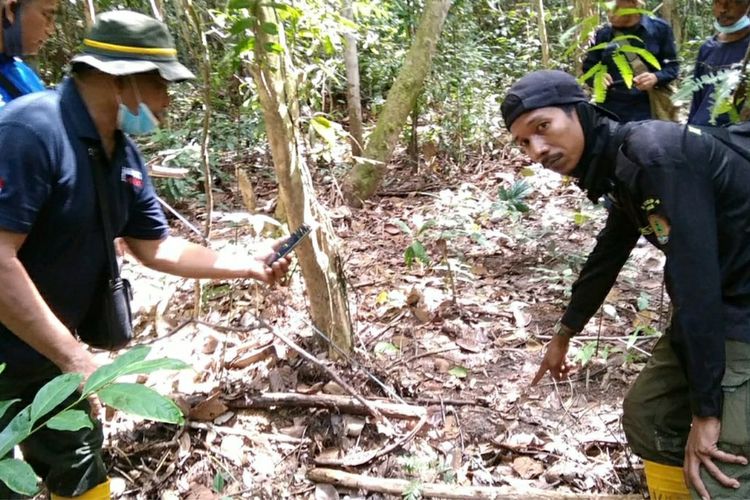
[0,346,190,496]
[394,219,435,268]
[497,180,532,213]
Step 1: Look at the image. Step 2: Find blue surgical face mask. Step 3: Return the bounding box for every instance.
[714,15,750,34]
[117,102,159,135]
[116,78,160,135]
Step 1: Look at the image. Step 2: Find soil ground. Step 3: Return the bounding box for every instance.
[81,150,666,499]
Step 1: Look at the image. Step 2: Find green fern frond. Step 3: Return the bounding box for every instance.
[593,70,607,103]
[579,61,605,85]
[610,34,643,45]
[619,46,661,70]
[612,53,633,88]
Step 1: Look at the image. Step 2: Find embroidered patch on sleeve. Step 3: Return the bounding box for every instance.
[648,214,670,245]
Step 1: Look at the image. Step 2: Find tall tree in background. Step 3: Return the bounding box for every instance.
[342,0,452,207]
[342,0,364,157]
[660,0,681,45]
[534,0,549,67]
[573,0,597,75]
[248,4,353,357]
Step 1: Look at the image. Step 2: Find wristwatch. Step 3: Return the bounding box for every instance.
[553,321,576,339]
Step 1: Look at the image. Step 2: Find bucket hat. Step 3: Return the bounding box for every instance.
[71,10,195,82]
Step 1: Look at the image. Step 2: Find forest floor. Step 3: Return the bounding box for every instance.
[82,148,667,499]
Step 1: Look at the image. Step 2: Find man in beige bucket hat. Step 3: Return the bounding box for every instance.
[0,11,291,499]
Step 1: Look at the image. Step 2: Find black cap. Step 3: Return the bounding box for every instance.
[502,70,607,130]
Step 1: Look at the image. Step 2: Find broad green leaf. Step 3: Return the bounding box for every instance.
[83,346,151,396]
[612,7,653,17]
[0,399,19,423]
[30,373,82,423]
[227,0,257,10]
[416,219,437,237]
[230,18,255,35]
[97,383,184,425]
[0,458,38,496]
[406,241,429,267]
[264,42,284,54]
[0,407,32,458]
[261,22,278,35]
[619,46,661,70]
[393,219,412,236]
[46,410,93,432]
[519,167,535,177]
[449,366,468,378]
[116,358,192,377]
[311,116,336,145]
[0,363,4,376]
[612,53,633,89]
[213,471,226,493]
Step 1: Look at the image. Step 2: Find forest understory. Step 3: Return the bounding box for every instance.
[75,149,666,500]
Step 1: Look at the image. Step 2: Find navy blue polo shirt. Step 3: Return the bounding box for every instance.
[688,33,750,126]
[581,16,679,122]
[0,78,168,370]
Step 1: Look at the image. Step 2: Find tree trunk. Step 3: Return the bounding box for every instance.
[660,0,681,45]
[341,0,364,157]
[342,0,452,207]
[573,0,596,75]
[249,5,353,357]
[534,0,549,67]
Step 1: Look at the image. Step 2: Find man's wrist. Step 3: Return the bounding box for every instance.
[553,321,577,339]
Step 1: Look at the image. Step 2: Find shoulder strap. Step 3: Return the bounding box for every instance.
[0,71,23,100]
[612,29,650,76]
[87,146,121,280]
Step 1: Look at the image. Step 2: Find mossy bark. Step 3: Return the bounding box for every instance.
[342,0,452,207]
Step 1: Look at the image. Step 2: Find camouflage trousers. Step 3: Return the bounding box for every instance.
[623,332,750,499]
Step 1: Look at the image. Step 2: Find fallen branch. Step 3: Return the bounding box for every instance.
[228,392,425,420]
[192,319,387,422]
[314,414,428,467]
[307,468,644,499]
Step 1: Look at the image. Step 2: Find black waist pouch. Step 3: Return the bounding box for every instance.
[77,277,133,350]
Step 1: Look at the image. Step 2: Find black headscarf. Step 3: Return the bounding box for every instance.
[570,102,624,204]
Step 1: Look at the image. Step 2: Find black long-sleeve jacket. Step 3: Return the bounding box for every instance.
[561,119,750,417]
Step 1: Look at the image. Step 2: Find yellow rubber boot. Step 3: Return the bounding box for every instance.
[644,460,690,500]
[50,479,110,500]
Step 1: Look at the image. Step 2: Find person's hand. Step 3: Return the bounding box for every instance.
[633,72,658,91]
[684,415,748,499]
[58,347,101,417]
[603,73,614,88]
[531,334,572,385]
[249,237,293,285]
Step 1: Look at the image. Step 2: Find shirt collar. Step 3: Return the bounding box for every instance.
[639,15,657,36]
[58,77,104,142]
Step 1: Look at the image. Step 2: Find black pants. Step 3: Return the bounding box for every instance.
[0,362,107,498]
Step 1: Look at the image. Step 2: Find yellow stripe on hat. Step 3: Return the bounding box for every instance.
[83,38,176,57]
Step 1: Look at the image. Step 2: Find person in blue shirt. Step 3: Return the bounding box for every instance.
[581,0,679,122]
[0,11,292,499]
[0,0,58,105]
[688,0,750,126]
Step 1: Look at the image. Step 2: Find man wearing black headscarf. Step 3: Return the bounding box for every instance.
[503,69,750,500]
